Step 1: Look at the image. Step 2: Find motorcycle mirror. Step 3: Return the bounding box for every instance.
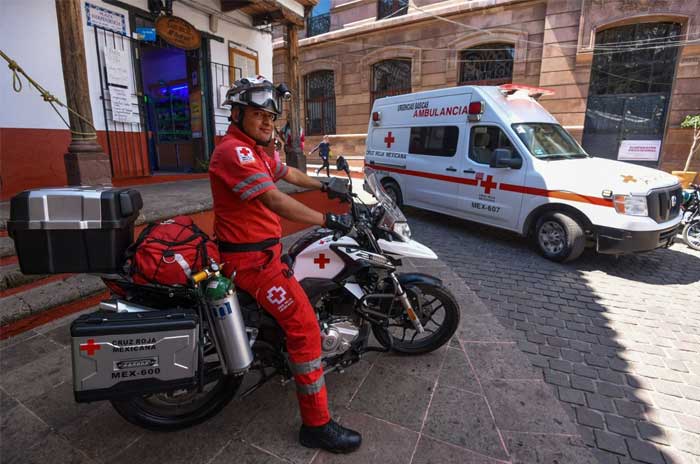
[336,156,349,173]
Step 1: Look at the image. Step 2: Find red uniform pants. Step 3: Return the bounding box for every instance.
[222,247,331,426]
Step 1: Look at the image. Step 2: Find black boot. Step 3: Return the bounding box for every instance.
[299,419,362,453]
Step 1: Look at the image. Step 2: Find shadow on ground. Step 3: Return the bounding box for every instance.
[405,207,700,464]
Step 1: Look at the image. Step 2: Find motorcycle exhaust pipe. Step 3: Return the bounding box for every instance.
[204,275,254,375]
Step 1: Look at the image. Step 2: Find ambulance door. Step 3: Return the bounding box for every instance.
[458,124,526,231]
[404,125,461,212]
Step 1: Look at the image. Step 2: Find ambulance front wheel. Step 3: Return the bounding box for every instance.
[535,212,585,263]
[381,179,403,208]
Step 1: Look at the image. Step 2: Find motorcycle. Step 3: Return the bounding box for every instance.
[91,157,460,430]
[681,183,700,251]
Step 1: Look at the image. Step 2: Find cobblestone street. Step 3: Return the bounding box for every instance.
[407,207,700,464]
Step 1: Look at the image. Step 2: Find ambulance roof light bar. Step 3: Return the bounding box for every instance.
[498,84,555,100]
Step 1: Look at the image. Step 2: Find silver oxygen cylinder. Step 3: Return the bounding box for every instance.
[204,274,253,374]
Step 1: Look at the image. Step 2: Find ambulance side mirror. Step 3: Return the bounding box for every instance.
[490,149,522,169]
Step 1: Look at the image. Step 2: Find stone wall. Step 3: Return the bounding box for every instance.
[274,0,700,173]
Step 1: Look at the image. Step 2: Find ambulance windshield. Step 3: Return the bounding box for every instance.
[512,123,588,160]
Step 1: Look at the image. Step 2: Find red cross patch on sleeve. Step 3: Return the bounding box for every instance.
[235,146,255,164]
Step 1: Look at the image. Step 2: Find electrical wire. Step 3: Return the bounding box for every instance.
[406,0,696,51]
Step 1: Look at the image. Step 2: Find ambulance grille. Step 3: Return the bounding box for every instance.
[646,186,682,223]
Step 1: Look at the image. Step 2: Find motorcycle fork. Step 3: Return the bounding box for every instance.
[389,274,425,334]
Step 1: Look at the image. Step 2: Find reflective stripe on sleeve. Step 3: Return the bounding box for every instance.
[290,358,322,375]
[233,172,268,193]
[240,181,275,200]
[296,375,325,395]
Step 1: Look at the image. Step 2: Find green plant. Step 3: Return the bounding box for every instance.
[681,114,700,172]
[195,157,210,173]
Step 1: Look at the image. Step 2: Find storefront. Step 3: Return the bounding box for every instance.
[1,0,292,199]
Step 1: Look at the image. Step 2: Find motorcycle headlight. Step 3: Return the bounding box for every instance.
[613,194,648,216]
[393,222,411,242]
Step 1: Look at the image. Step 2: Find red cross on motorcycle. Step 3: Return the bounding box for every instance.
[384,132,395,149]
[80,339,101,356]
[314,253,331,269]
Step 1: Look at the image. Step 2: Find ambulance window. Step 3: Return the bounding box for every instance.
[469,126,517,165]
[408,126,459,157]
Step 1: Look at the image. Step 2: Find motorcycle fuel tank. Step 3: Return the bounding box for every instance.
[293,235,358,281]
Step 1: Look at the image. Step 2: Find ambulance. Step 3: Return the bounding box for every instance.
[364,84,683,262]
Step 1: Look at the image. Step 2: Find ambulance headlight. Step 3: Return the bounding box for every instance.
[393,222,412,242]
[613,194,648,217]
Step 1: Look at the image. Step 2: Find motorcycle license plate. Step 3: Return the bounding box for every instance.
[70,309,199,402]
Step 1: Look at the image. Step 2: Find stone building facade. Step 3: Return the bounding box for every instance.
[273,0,700,174]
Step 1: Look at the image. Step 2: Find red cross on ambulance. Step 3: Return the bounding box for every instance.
[384,132,395,149]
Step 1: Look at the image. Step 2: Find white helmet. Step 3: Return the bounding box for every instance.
[223,75,291,116]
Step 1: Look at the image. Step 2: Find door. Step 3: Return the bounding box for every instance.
[459,125,526,230]
[403,125,462,212]
[581,22,681,167]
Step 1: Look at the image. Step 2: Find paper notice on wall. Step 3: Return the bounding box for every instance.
[617,140,661,162]
[110,86,133,123]
[104,47,131,88]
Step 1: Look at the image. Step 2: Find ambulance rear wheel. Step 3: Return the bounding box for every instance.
[381,179,403,208]
[535,212,585,262]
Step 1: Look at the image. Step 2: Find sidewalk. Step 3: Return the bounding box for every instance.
[0,228,592,464]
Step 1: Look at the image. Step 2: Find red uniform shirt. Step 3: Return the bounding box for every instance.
[209,125,289,246]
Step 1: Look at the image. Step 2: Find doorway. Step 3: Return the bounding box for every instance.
[581,22,681,167]
[135,17,209,173]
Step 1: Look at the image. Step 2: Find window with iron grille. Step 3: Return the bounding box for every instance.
[459,44,514,86]
[371,59,411,107]
[377,0,408,20]
[306,13,330,37]
[305,71,336,135]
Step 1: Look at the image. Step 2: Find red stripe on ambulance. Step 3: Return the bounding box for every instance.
[367,164,614,208]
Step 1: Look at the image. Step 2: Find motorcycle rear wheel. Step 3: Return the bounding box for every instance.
[683,220,700,251]
[110,373,242,431]
[372,283,460,355]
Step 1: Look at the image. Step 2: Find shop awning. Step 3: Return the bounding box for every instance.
[220,0,317,26]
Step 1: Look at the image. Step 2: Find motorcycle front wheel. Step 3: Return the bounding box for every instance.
[683,220,700,251]
[372,283,460,355]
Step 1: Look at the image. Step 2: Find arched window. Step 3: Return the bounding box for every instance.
[305,71,336,135]
[371,59,411,106]
[458,43,514,86]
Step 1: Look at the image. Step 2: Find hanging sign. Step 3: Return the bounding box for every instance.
[103,47,133,123]
[103,47,130,87]
[85,3,126,35]
[155,16,202,50]
[110,87,134,123]
[617,140,662,162]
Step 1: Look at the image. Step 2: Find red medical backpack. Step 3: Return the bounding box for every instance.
[128,216,219,286]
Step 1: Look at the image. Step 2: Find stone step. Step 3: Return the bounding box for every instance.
[0,263,51,293]
[0,273,106,327]
[0,236,16,259]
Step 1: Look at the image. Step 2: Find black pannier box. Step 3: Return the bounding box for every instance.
[71,308,199,402]
[7,188,143,274]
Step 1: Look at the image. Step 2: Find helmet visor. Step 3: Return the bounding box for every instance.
[243,88,283,114]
